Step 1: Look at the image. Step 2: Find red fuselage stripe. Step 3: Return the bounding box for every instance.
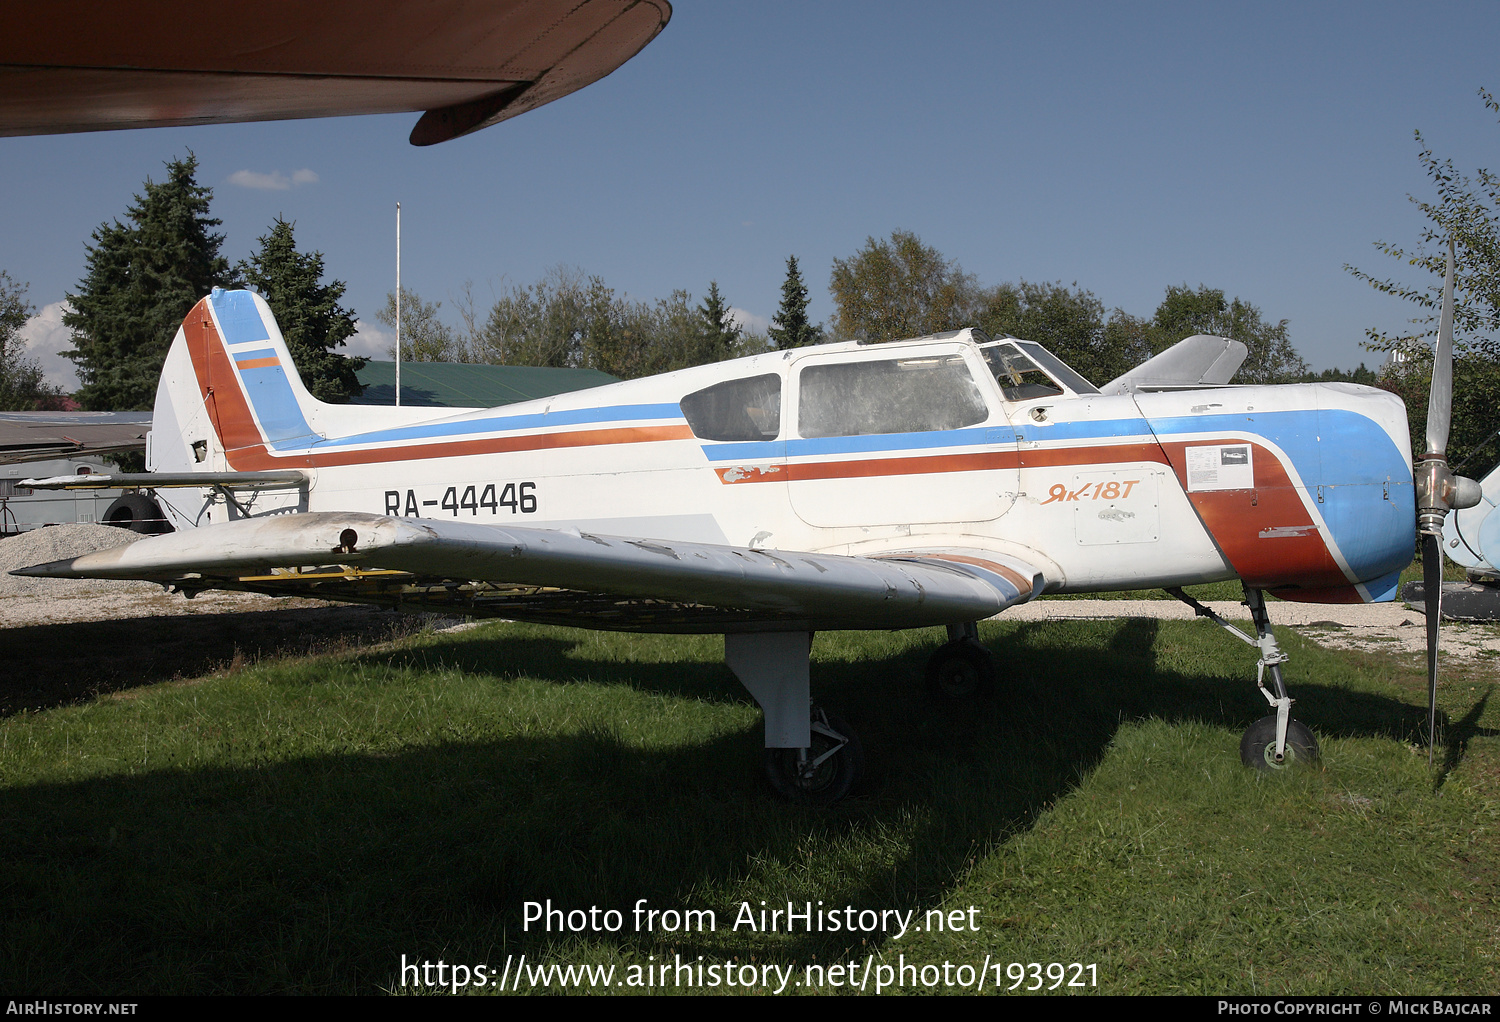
[184,298,694,470]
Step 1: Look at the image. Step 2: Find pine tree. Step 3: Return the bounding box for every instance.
[768,255,823,349]
[64,153,236,410]
[239,218,364,401]
[696,280,741,363]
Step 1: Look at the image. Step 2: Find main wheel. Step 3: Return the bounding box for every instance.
[1240,715,1319,771]
[764,710,863,806]
[103,493,172,534]
[925,637,996,701]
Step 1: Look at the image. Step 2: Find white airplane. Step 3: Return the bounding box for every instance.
[15,265,1481,802]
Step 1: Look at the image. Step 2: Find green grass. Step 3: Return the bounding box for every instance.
[0,615,1496,994]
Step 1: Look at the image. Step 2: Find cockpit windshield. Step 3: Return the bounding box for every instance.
[979,340,1099,402]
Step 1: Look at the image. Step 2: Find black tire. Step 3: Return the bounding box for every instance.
[925,637,996,701]
[1239,715,1319,771]
[764,711,863,806]
[103,493,172,534]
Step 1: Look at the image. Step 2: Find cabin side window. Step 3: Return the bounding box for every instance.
[680,374,782,441]
[797,355,989,438]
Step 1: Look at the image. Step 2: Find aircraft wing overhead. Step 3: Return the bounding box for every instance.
[0,0,672,145]
[13,512,1044,632]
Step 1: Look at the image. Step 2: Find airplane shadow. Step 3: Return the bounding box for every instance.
[0,606,423,717]
[0,614,1479,993]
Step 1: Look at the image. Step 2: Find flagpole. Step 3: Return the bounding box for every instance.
[395,201,401,407]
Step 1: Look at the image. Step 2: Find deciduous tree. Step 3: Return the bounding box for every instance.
[0,271,64,410]
[377,287,459,363]
[1346,88,1500,470]
[828,230,978,341]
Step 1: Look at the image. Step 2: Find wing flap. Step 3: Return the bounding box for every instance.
[14,512,1042,630]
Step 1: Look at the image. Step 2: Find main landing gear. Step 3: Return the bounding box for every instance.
[1167,585,1320,771]
[925,622,997,701]
[724,631,864,805]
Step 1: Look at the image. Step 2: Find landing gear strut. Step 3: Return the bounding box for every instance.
[925,622,996,700]
[763,707,864,805]
[725,631,864,804]
[1167,585,1320,770]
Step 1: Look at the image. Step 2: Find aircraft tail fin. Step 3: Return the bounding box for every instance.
[150,288,330,472]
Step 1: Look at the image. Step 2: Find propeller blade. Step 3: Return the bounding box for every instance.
[1422,531,1443,764]
[1426,238,1456,458]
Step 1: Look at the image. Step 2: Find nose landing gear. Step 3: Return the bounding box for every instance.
[1168,585,1321,771]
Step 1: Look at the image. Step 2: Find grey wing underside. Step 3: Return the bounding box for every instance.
[13,512,1044,633]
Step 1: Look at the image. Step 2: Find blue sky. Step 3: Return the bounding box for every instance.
[4,1,1498,387]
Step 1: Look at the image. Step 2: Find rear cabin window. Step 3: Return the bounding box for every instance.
[797,355,989,438]
[680,374,782,441]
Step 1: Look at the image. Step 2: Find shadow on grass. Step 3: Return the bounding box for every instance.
[0,607,414,717]
[1,615,1467,993]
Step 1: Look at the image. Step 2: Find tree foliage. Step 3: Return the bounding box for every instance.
[377,287,458,363]
[1107,285,1307,385]
[768,256,823,349]
[828,231,1304,388]
[459,267,756,379]
[977,280,1146,386]
[239,218,363,402]
[696,281,742,365]
[0,271,65,410]
[828,230,978,341]
[64,153,236,410]
[1347,87,1500,469]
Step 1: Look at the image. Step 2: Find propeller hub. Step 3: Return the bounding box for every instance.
[1415,456,1454,535]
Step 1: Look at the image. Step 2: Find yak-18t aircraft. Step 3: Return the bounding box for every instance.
[16,261,1481,802]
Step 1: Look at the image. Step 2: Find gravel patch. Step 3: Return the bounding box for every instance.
[1017,598,1500,660]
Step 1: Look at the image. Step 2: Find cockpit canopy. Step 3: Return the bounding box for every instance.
[678,328,1100,443]
[979,338,1100,401]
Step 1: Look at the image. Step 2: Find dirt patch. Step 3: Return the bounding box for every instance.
[1016,598,1500,661]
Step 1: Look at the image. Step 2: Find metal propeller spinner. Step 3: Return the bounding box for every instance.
[1413,239,1484,763]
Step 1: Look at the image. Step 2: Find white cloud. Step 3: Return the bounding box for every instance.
[227,168,320,191]
[729,306,768,334]
[346,320,394,360]
[18,300,79,390]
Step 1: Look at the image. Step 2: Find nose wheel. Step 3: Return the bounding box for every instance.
[1240,715,1319,770]
[1168,585,1321,771]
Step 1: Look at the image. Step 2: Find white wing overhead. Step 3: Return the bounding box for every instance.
[14,512,1044,632]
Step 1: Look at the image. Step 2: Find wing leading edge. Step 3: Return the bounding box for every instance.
[14,512,1044,632]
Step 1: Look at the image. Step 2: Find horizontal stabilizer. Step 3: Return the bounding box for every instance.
[21,470,309,490]
[1099,335,1248,395]
[13,512,1043,631]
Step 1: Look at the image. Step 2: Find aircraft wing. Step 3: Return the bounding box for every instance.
[13,512,1044,633]
[1,0,672,145]
[0,411,150,466]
